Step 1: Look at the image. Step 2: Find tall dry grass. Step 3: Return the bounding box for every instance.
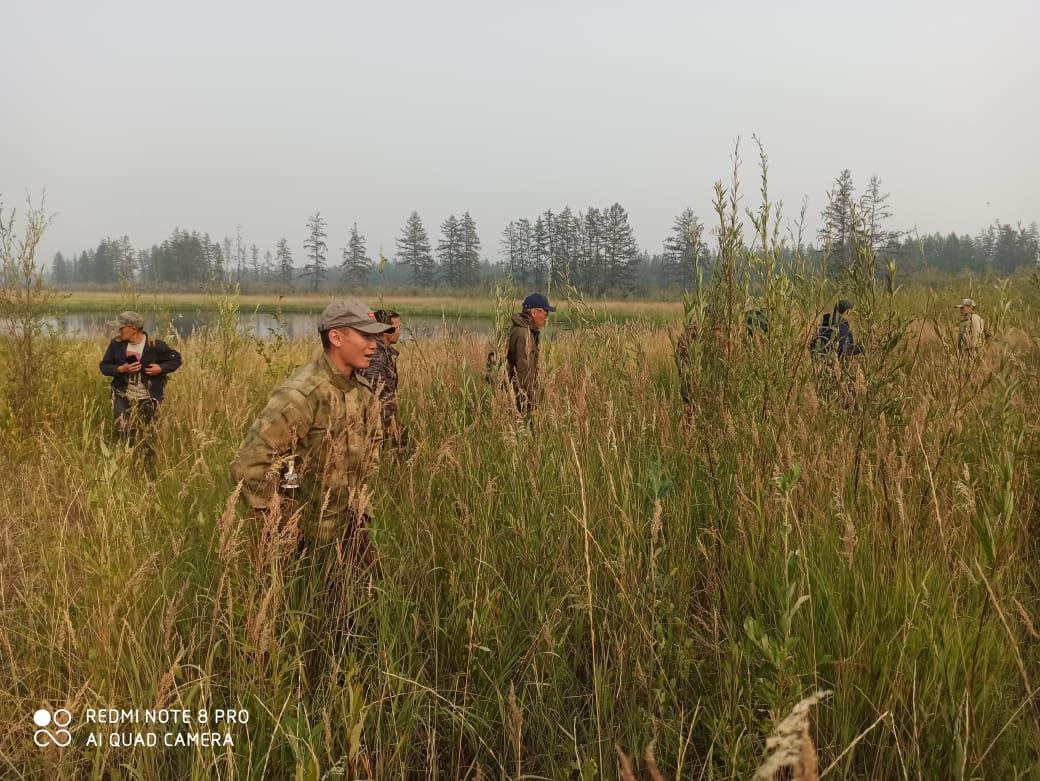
[1,273,1038,777]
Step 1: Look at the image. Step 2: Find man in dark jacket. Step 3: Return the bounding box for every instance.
[99,311,182,438]
[507,293,555,415]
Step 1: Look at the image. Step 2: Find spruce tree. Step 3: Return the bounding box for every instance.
[662,208,706,290]
[516,218,533,285]
[500,221,520,282]
[553,206,576,287]
[437,215,462,287]
[300,211,328,291]
[275,238,294,287]
[92,239,118,285]
[600,203,639,293]
[396,211,434,284]
[235,225,245,282]
[222,237,233,285]
[578,208,603,293]
[819,169,859,276]
[459,212,481,287]
[116,235,135,282]
[249,244,261,280]
[76,250,91,284]
[531,216,549,289]
[860,175,897,253]
[51,252,69,284]
[135,249,150,283]
[341,222,372,287]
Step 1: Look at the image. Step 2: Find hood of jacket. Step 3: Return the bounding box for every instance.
[512,311,537,331]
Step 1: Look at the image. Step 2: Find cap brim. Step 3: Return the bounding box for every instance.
[546,305,557,312]
[350,321,394,335]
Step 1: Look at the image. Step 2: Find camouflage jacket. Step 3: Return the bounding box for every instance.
[959,313,985,352]
[357,340,399,429]
[506,312,540,411]
[230,353,382,544]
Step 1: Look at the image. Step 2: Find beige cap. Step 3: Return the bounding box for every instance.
[109,311,145,329]
[955,298,976,308]
[318,299,393,335]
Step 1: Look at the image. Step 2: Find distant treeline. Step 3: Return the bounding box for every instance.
[49,172,1039,293]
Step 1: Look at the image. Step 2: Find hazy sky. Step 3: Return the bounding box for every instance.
[3,0,1038,267]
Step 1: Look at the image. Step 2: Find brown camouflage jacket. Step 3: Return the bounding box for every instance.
[357,339,399,430]
[230,353,382,544]
[506,312,540,412]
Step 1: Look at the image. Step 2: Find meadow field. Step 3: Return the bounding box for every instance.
[1,275,1039,778]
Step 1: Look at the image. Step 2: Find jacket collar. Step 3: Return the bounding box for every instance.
[512,311,538,332]
[318,352,370,391]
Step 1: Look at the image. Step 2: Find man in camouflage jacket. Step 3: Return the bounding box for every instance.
[956,297,987,360]
[507,293,555,415]
[230,299,392,563]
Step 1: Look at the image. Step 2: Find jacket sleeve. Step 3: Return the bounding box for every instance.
[230,388,314,509]
[154,340,183,374]
[99,341,124,377]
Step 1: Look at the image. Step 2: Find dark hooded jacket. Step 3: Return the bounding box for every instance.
[506,311,540,412]
[99,334,183,401]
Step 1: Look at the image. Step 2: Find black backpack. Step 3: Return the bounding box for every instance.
[811,313,835,358]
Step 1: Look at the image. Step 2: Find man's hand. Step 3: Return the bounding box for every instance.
[119,361,142,374]
[144,363,163,376]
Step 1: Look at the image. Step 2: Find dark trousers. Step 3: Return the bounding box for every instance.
[113,394,158,440]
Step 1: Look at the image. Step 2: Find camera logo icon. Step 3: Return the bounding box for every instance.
[33,708,73,748]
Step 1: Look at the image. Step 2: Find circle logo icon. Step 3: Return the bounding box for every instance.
[33,708,73,748]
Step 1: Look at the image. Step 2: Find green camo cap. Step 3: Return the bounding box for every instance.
[318,299,393,335]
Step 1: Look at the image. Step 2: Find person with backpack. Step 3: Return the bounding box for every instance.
[507,292,555,415]
[811,299,863,362]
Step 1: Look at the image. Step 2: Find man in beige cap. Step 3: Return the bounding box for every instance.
[956,298,986,359]
[99,311,182,440]
[230,299,392,569]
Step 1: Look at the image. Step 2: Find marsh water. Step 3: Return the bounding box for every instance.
[52,311,495,342]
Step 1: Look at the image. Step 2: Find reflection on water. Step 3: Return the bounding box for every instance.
[49,311,494,342]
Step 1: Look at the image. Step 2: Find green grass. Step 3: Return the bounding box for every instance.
[1,276,1039,778]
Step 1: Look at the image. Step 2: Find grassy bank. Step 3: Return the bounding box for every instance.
[1,278,1039,777]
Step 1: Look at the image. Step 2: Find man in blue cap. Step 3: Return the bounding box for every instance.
[507,292,555,415]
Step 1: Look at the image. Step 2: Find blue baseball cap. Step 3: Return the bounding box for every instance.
[521,293,556,312]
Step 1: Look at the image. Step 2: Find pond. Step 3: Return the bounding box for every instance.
[50,311,496,342]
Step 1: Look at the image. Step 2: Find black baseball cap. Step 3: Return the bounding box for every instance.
[522,293,556,312]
